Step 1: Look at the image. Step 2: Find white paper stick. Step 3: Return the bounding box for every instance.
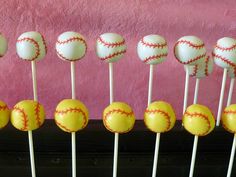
[227,78,235,106]
[189,135,199,177]
[216,68,227,126]
[29,61,37,177]
[152,133,161,177]
[193,79,200,104]
[148,65,154,105]
[226,134,236,177]
[183,65,190,114]
[109,63,119,177]
[70,61,76,177]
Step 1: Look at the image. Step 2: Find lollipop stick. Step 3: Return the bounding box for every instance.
[109,63,119,177]
[183,65,190,114]
[227,78,235,106]
[193,79,200,104]
[148,65,154,105]
[70,61,76,177]
[216,69,227,126]
[226,134,236,177]
[152,133,161,177]
[189,135,199,177]
[29,61,37,177]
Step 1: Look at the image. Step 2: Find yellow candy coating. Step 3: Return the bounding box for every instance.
[0,101,10,129]
[144,101,176,133]
[103,102,135,133]
[54,99,89,133]
[222,104,236,133]
[11,100,45,131]
[182,104,215,136]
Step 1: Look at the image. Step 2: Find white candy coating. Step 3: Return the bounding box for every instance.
[212,37,236,69]
[96,33,126,63]
[55,31,87,61]
[137,34,168,65]
[16,31,46,61]
[174,36,206,65]
[185,55,213,78]
[0,33,8,57]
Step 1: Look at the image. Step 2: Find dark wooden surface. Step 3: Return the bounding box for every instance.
[0,120,235,177]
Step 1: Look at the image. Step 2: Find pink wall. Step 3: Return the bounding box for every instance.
[0,0,236,120]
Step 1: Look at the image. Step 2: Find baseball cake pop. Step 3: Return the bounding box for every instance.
[0,101,10,129]
[137,34,168,65]
[11,100,45,131]
[103,102,135,133]
[183,104,215,136]
[0,33,8,57]
[54,99,89,133]
[96,33,126,63]
[144,101,176,133]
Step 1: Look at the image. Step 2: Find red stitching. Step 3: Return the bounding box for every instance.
[56,48,86,61]
[174,53,206,65]
[212,52,236,68]
[55,108,88,128]
[17,38,40,61]
[204,56,210,76]
[143,53,168,63]
[55,119,72,132]
[41,34,47,54]
[184,111,211,136]
[222,110,236,133]
[57,37,87,47]
[34,102,41,127]
[145,109,171,131]
[215,44,236,52]
[191,65,198,77]
[0,105,7,110]
[175,40,204,49]
[13,106,28,131]
[104,109,134,133]
[100,50,126,61]
[141,38,167,48]
[98,37,125,48]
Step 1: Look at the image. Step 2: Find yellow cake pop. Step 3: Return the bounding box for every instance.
[222,104,236,133]
[103,102,135,133]
[182,104,215,136]
[0,101,10,129]
[11,100,45,131]
[144,101,176,133]
[54,99,89,133]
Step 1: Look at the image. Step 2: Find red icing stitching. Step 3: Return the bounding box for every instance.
[104,109,134,133]
[55,119,72,132]
[145,109,171,131]
[174,53,206,65]
[100,50,126,61]
[98,37,125,48]
[184,111,211,136]
[0,105,7,110]
[34,102,41,127]
[56,48,85,62]
[17,38,40,61]
[191,65,198,77]
[57,37,87,47]
[141,38,167,48]
[143,53,168,63]
[204,56,210,76]
[41,34,47,54]
[13,106,28,131]
[215,44,236,52]
[175,40,204,49]
[212,52,236,68]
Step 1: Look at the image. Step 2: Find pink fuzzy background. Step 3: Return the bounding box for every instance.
[0,0,236,120]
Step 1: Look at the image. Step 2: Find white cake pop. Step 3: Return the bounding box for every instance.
[55,31,87,61]
[137,34,168,65]
[174,36,206,65]
[96,33,126,63]
[186,55,213,78]
[0,33,8,57]
[212,37,236,69]
[16,31,46,61]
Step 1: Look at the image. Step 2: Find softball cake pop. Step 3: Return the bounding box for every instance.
[144,101,176,133]
[54,99,89,133]
[0,33,8,57]
[222,104,236,133]
[103,102,135,133]
[96,33,126,63]
[137,34,168,65]
[183,104,215,136]
[56,31,87,61]
[0,101,10,129]
[11,100,45,131]
[16,31,47,61]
